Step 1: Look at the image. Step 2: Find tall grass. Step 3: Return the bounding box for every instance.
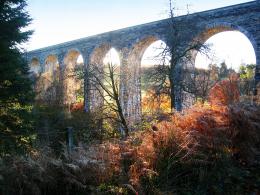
[125,77,260,194]
[1,78,260,194]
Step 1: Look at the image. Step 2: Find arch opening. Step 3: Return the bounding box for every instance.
[30,58,42,101]
[140,39,171,114]
[30,58,41,76]
[103,48,120,66]
[64,50,84,105]
[194,28,257,101]
[88,44,120,109]
[90,46,121,109]
[103,48,121,105]
[35,55,60,102]
[195,31,256,71]
[45,55,59,74]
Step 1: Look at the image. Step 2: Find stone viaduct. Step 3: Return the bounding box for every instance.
[26,1,260,122]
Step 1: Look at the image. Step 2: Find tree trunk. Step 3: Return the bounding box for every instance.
[116,97,129,137]
[170,61,182,112]
[170,76,176,112]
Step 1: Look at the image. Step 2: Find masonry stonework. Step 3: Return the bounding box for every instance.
[26,1,260,123]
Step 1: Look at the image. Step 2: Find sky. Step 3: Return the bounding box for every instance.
[195,32,256,71]
[25,0,256,70]
[141,32,256,70]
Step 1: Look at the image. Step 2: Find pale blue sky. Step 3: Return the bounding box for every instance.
[25,0,255,51]
[195,32,256,70]
[141,32,256,71]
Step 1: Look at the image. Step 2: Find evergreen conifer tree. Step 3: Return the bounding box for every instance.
[0,0,34,155]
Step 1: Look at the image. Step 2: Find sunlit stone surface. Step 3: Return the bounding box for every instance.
[26,1,260,124]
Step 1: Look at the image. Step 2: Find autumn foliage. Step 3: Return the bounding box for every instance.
[70,101,84,111]
[209,74,240,106]
[1,79,260,194]
[123,78,259,193]
[142,89,171,114]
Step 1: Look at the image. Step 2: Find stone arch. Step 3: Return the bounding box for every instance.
[63,49,84,105]
[127,36,163,89]
[179,22,258,108]
[122,35,168,122]
[29,57,42,100]
[201,22,256,50]
[36,54,60,103]
[90,43,113,65]
[88,44,121,110]
[141,40,170,114]
[127,35,168,79]
[64,49,84,68]
[187,22,258,103]
[29,57,41,76]
[192,22,257,65]
[44,54,59,77]
[129,35,164,63]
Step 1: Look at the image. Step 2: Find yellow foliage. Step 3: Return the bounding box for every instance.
[142,89,171,114]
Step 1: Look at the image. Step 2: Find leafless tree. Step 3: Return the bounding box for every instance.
[147,0,210,111]
[88,62,130,137]
[182,67,213,103]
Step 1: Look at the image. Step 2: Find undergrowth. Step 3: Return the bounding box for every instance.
[1,79,260,194]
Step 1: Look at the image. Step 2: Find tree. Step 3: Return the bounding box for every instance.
[239,64,256,96]
[208,63,219,81]
[219,61,228,79]
[141,65,171,114]
[148,0,209,111]
[88,62,130,137]
[182,68,212,103]
[0,0,34,155]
